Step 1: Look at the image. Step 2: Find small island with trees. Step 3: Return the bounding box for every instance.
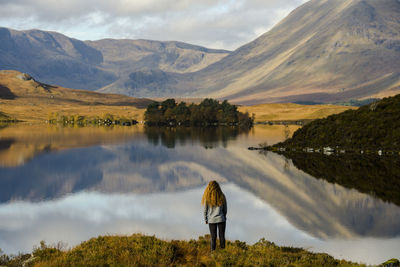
[144,98,254,127]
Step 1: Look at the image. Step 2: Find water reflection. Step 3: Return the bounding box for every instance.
[0,125,399,264]
[144,126,250,148]
[273,152,400,206]
[0,124,145,167]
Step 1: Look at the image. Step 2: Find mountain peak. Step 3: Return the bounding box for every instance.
[185,0,400,104]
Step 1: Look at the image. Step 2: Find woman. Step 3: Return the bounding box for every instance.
[202,181,227,251]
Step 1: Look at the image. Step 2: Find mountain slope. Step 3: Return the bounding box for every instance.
[0,70,152,122]
[197,0,400,103]
[0,27,230,92]
[87,39,229,74]
[114,0,400,103]
[0,27,116,90]
[87,39,229,95]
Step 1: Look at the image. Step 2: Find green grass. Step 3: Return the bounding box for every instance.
[1,234,367,267]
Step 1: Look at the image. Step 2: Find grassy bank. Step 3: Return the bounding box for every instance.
[1,234,366,266]
[238,103,356,123]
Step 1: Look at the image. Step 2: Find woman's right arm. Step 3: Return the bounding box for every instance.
[223,198,227,217]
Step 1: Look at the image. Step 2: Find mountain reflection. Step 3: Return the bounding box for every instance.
[273,152,400,206]
[144,126,250,148]
[1,128,400,241]
[0,124,145,167]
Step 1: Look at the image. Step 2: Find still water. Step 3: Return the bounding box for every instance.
[0,124,399,264]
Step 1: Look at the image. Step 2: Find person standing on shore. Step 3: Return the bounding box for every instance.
[202,181,227,251]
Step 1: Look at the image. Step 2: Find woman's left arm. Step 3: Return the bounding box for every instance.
[204,204,209,224]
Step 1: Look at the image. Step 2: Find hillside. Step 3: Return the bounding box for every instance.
[0,27,230,92]
[89,39,229,95]
[273,94,400,150]
[0,70,152,122]
[108,0,400,103]
[0,28,114,90]
[201,0,400,103]
[0,69,354,124]
[196,0,400,103]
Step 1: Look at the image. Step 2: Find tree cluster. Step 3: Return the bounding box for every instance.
[275,94,400,150]
[144,98,254,127]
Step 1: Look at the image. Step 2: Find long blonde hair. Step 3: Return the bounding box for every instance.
[201,181,225,207]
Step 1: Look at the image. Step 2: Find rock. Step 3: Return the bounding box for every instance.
[16,73,33,81]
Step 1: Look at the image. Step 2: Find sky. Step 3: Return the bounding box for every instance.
[0,0,307,50]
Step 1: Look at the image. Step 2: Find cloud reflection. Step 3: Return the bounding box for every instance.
[0,184,399,264]
[1,132,400,241]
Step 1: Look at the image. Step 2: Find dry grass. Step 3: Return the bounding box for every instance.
[239,103,357,122]
[2,234,366,267]
[0,70,152,122]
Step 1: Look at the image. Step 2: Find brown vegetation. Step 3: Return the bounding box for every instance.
[238,103,356,122]
[0,70,152,123]
[1,234,365,267]
[0,70,355,125]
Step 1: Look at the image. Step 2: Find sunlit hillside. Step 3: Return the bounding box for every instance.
[0,70,152,122]
[239,103,356,122]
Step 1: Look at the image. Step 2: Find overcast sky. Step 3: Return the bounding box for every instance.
[0,0,307,50]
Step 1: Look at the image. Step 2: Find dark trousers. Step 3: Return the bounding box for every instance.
[208,222,226,251]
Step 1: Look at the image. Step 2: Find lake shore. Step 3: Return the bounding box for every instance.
[1,234,378,266]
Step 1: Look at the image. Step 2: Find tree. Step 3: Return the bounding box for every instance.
[144,98,253,127]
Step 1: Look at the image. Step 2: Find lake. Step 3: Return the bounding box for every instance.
[0,124,399,265]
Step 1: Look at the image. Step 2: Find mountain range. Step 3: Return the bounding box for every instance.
[0,27,229,91]
[1,0,400,104]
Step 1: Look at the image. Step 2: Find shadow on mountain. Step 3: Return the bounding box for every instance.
[274,151,400,206]
[0,85,16,99]
[144,126,250,148]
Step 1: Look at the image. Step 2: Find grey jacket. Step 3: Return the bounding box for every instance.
[204,199,227,224]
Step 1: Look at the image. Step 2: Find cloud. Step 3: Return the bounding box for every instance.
[0,0,307,49]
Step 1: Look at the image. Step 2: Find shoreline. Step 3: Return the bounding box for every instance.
[2,234,393,266]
